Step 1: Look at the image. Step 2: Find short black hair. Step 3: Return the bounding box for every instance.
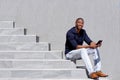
[75,18,84,23]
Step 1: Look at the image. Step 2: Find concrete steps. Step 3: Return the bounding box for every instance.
[0,69,87,78]
[0,78,110,80]
[0,42,50,51]
[0,21,14,28]
[0,59,76,69]
[0,21,109,80]
[0,35,39,42]
[0,51,62,59]
[0,28,26,35]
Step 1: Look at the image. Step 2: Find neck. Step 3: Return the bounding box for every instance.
[75,27,81,33]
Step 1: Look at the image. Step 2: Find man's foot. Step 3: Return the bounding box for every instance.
[96,71,108,77]
[89,72,99,79]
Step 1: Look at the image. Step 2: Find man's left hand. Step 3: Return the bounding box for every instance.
[97,42,102,47]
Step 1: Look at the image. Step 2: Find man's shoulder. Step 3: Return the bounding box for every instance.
[67,27,76,34]
[66,27,86,34]
[81,29,86,33]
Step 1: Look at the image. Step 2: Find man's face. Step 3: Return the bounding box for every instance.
[75,19,84,30]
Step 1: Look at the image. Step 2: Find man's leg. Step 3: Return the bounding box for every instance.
[66,49,94,74]
[66,48,98,79]
[87,48,108,77]
[80,48,94,74]
[87,48,101,71]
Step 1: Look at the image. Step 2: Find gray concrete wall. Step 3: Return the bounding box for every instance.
[0,0,119,79]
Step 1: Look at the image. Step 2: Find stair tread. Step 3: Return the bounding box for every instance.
[0,35,36,36]
[0,42,48,44]
[0,78,110,80]
[0,50,60,52]
[0,59,69,61]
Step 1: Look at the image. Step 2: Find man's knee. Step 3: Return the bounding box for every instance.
[79,48,89,57]
[93,48,99,53]
[77,48,87,51]
[66,50,82,60]
[80,48,87,53]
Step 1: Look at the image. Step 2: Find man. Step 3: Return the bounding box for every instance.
[65,18,108,79]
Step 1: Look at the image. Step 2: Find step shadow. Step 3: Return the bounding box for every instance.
[36,36,39,42]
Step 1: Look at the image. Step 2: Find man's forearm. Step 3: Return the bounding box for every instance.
[76,45,90,49]
[90,42,96,46]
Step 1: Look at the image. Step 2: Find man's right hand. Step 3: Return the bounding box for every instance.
[90,42,98,49]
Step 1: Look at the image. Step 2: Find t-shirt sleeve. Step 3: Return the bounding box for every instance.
[84,30,92,45]
[66,32,78,49]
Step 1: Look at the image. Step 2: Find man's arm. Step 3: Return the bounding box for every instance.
[83,30,98,49]
[76,41,98,49]
[76,45,90,49]
[67,32,78,49]
[67,30,100,49]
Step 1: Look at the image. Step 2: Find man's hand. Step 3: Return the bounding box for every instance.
[97,42,102,47]
[90,42,98,49]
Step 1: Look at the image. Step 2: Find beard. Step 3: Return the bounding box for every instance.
[76,25,83,30]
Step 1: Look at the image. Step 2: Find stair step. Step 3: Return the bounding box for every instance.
[0,51,62,59]
[0,21,14,28]
[0,69,87,78]
[0,59,76,69]
[0,35,38,42]
[76,60,85,67]
[0,42,49,51]
[0,78,110,80]
[0,28,26,35]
